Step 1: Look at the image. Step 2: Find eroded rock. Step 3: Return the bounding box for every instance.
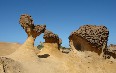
[104,44,116,59]
[43,30,62,48]
[69,25,109,55]
[19,14,46,38]
[7,14,46,62]
[0,57,23,73]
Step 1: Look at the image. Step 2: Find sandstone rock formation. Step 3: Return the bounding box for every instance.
[19,14,46,38]
[0,57,23,73]
[43,30,62,49]
[104,44,116,59]
[1,14,116,73]
[69,25,109,55]
[38,30,62,58]
[7,14,46,60]
[0,14,46,73]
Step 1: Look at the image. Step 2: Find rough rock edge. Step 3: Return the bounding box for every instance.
[104,44,116,59]
[0,57,23,73]
[0,14,46,73]
[69,25,109,56]
[43,30,62,46]
[69,25,109,49]
[19,14,46,38]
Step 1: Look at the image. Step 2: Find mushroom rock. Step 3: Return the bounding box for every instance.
[69,25,109,55]
[0,14,46,73]
[4,14,46,62]
[38,30,62,58]
[43,30,62,48]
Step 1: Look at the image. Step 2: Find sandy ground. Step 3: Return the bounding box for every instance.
[0,42,21,56]
[0,42,116,73]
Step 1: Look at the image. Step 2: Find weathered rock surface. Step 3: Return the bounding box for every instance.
[60,48,71,54]
[0,14,46,73]
[1,14,116,73]
[38,30,63,58]
[0,57,23,73]
[104,44,116,59]
[43,30,62,48]
[19,14,46,38]
[69,25,109,55]
[8,14,46,59]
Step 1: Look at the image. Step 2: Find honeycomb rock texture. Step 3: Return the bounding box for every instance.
[0,57,23,73]
[43,30,62,46]
[19,14,46,38]
[69,25,109,55]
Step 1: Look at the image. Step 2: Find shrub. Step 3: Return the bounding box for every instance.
[37,44,44,50]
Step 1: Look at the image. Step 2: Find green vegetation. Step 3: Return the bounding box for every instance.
[37,45,44,50]
[37,41,44,50]
[37,44,44,50]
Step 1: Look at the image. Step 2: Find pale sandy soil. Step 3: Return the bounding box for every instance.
[0,42,21,56]
[0,42,116,73]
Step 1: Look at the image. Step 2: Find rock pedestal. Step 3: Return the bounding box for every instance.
[43,30,62,49]
[69,25,109,55]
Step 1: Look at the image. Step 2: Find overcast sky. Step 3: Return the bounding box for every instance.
[0,0,116,47]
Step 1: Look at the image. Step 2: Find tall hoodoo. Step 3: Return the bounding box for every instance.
[69,25,109,55]
[6,14,46,62]
[0,14,46,73]
[17,14,46,51]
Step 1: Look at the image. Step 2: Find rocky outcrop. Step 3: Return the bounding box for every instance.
[104,44,116,59]
[43,30,62,48]
[0,14,46,73]
[19,14,46,38]
[0,14,46,64]
[18,14,46,50]
[37,30,62,58]
[69,25,109,55]
[0,57,23,73]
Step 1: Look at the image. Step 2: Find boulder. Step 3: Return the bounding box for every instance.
[69,25,109,55]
